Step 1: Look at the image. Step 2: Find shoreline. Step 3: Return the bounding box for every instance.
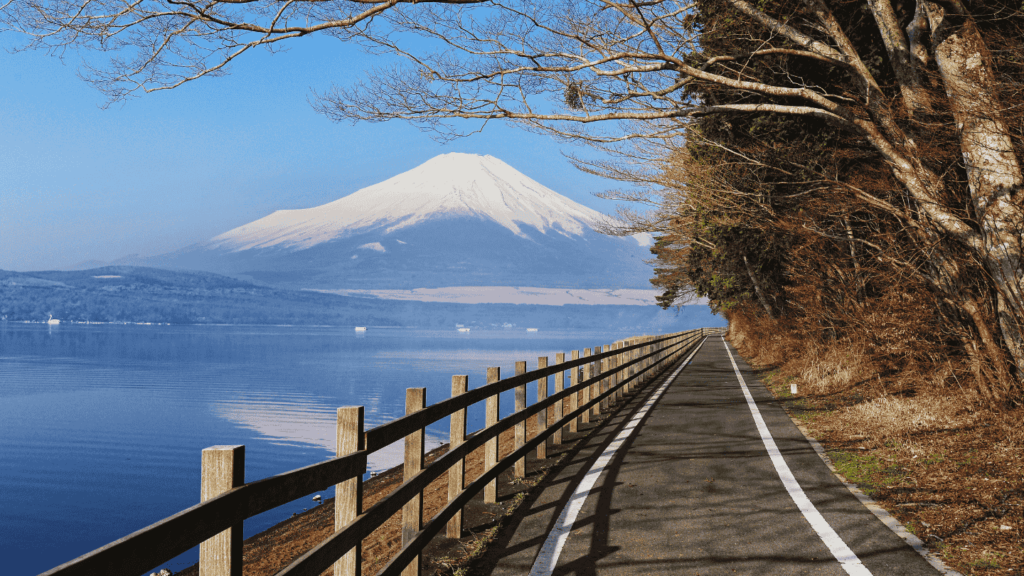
[174,442,446,576]
[173,413,569,576]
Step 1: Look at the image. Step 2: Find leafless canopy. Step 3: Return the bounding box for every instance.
[2,1,849,137]
[0,0,488,104]
[315,1,865,144]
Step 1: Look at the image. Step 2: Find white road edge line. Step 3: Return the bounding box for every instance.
[797,424,964,576]
[722,336,873,576]
[528,336,708,576]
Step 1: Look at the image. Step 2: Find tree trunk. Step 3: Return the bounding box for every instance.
[866,0,932,114]
[960,296,1012,403]
[843,217,864,302]
[743,254,775,319]
[925,1,1024,376]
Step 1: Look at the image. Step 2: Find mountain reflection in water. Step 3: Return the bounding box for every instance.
[213,393,445,471]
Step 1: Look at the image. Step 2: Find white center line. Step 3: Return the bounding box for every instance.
[723,336,872,576]
[529,337,708,576]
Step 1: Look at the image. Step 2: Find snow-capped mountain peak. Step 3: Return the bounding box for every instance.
[211,153,611,251]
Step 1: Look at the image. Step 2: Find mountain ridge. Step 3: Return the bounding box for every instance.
[209,153,613,251]
[132,153,655,291]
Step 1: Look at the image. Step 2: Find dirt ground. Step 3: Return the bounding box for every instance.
[175,399,594,576]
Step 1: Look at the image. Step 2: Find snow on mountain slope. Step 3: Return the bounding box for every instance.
[135,152,656,290]
[211,153,612,251]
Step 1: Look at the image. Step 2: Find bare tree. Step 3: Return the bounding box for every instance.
[319,0,1023,384]
[4,0,1023,386]
[0,0,488,104]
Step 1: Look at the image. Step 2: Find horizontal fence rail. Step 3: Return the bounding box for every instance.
[40,327,726,576]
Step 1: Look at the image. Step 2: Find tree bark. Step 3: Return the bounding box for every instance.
[843,217,865,302]
[866,0,932,114]
[743,254,775,319]
[924,1,1024,375]
[961,296,1012,402]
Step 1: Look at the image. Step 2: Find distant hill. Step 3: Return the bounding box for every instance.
[0,267,722,330]
[131,154,655,290]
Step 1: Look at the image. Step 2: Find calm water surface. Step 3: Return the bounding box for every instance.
[0,323,659,575]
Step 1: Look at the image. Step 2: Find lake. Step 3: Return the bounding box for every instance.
[0,322,704,575]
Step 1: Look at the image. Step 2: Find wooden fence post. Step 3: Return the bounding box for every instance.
[569,351,580,433]
[553,353,565,445]
[514,361,527,478]
[536,356,548,460]
[653,337,659,374]
[600,344,611,412]
[402,388,426,576]
[627,340,636,394]
[652,338,658,374]
[638,336,647,377]
[591,345,602,418]
[641,338,648,385]
[653,336,659,373]
[635,339,641,386]
[611,344,620,401]
[614,343,624,403]
[484,367,500,504]
[581,348,592,424]
[447,376,468,539]
[199,445,244,576]
[637,339,644,387]
[620,342,626,395]
[613,343,620,400]
[335,407,364,576]
[648,337,655,382]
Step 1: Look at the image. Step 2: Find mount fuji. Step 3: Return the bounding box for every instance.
[137,153,654,291]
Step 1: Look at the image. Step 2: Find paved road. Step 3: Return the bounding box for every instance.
[485,336,949,576]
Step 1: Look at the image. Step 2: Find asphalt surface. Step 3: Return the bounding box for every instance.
[485,336,945,576]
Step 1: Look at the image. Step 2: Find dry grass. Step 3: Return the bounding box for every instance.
[992,413,1024,450]
[829,394,976,446]
[796,342,874,395]
[725,307,788,367]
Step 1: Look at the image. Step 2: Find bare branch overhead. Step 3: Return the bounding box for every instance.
[0,0,490,103]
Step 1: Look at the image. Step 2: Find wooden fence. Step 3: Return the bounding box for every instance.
[40,327,724,576]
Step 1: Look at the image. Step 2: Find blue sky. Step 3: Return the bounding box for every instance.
[1,33,635,271]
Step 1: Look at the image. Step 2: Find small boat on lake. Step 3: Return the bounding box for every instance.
[354,327,367,332]
[46,314,61,325]
[526,328,538,332]
[457,327,471,332]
